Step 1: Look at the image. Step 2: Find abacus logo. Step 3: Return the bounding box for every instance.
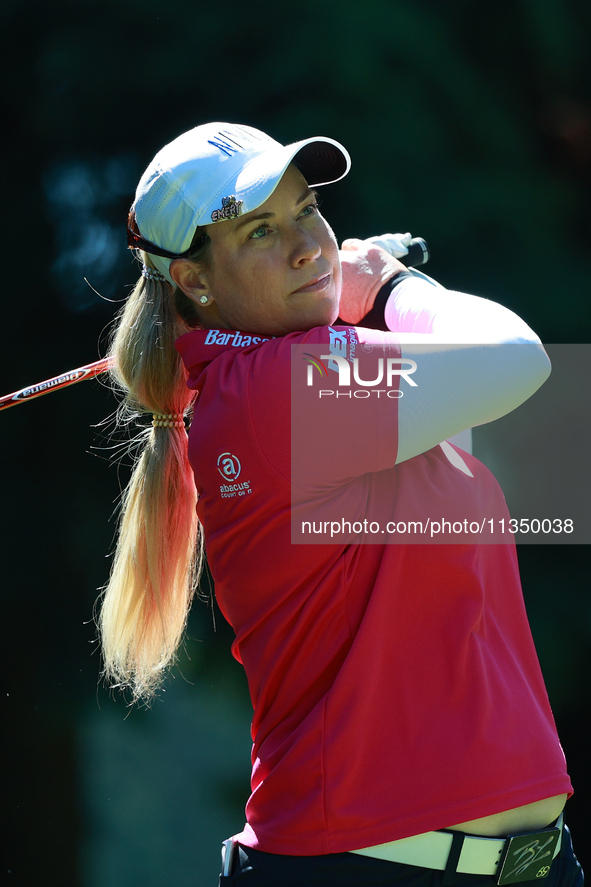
[216,452,253,499]
[217,452,241,481]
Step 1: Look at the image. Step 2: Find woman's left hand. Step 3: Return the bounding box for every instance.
[338,238,408,324]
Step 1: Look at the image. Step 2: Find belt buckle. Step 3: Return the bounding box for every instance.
[496,826,560,885]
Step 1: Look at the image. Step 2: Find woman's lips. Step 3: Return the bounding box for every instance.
[293,273,331,294]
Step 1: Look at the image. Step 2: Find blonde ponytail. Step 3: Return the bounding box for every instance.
[100,256,202,700]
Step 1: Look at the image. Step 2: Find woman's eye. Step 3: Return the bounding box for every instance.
[249,222,271,240]
[299,202,319,218]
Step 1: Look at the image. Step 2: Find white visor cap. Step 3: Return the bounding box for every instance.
[132,122,351,282]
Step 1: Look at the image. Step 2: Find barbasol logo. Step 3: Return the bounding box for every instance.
[204,330,272,347]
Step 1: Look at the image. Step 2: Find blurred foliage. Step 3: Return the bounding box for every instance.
[3,0,591,333]
[2,0,590,884]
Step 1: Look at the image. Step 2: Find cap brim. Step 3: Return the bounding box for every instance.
[290,137,351,187]
[199,136,351,228]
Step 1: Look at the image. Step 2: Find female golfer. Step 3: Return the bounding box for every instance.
[100,122,581,886]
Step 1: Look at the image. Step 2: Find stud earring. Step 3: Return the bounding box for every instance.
[199,295,208,305]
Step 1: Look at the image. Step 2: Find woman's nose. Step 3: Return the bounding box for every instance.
[290,227,322,266]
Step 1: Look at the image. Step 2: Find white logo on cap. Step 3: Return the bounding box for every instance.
[211,195,244,222]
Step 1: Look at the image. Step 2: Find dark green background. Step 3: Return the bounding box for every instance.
[2,1,590,885]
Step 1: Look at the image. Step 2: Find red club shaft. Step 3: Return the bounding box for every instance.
[0,356,113,411]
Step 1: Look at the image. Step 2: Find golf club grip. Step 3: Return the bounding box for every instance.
[400,237,430,267]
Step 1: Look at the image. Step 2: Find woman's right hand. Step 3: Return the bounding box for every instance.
[338,238,408,324]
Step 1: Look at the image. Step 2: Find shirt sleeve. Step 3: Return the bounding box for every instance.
[247,276,550,489]
[379,274,551,463]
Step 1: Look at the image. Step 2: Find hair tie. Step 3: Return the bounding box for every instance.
[142,264,167,282]
[152,413,185,428]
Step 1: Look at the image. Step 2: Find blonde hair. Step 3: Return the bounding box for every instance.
[99,250,205,701]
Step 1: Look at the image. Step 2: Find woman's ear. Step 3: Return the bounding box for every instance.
[169,259,212,306]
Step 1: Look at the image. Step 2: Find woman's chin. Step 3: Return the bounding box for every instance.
[295,294,340,331]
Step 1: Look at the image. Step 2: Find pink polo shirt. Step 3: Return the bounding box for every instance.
[175,322,571,855]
